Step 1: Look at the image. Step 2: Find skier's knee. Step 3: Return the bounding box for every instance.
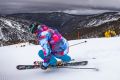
[38,50,44,59]
[61,54,71,62]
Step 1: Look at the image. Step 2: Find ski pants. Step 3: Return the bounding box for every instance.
[38,50,71,65]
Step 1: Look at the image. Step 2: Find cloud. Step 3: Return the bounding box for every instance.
[89,0,120,8]
[0,0,120,14]
[63,9,111,15]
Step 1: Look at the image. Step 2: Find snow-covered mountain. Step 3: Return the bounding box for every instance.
[85,12,120,27]
[8,12,120,28]
[59,12,120,39]
[0,12,120,46]
[61,12,120,29]
[0,16,35,46]
[0,37,120,80]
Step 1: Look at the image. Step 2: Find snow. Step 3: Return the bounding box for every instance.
[94,17,119,26]
[0,18,14,28]
[0,17,25,32]
[0,27,4,40]
[0,37,120,80]
[87,17,120,27]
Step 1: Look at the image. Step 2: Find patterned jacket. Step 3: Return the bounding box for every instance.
[36,24,69,63]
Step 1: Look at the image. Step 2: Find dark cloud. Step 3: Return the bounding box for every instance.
[0,0,120,14]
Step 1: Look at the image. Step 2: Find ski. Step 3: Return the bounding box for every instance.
[16,61,88,70]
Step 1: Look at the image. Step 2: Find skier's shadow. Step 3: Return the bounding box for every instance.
[36,68,70,75]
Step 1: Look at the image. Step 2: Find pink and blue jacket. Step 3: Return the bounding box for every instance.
[35,25,69,63]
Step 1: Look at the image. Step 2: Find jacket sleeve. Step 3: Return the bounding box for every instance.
[38,31,51,66]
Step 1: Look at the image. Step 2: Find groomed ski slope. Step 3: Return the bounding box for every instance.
[0,37,120,80]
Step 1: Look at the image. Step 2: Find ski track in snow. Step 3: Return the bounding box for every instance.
[0,37,120,80]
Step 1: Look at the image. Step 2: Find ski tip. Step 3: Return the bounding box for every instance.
[16,65,21,70]
[16,65,27,70]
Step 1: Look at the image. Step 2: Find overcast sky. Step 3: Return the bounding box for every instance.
[0,0,120,14]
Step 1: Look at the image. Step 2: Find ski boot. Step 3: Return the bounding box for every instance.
[56,61,64,66]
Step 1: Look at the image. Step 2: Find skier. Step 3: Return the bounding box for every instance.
[29,22,71,70]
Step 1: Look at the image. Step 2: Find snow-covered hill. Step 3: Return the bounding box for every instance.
[85,12,120,27]
[0,37,120,80]
[0,17,35,46]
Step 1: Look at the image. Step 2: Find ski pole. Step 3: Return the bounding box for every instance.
[69,41,87,47]
[58,66,99,71]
